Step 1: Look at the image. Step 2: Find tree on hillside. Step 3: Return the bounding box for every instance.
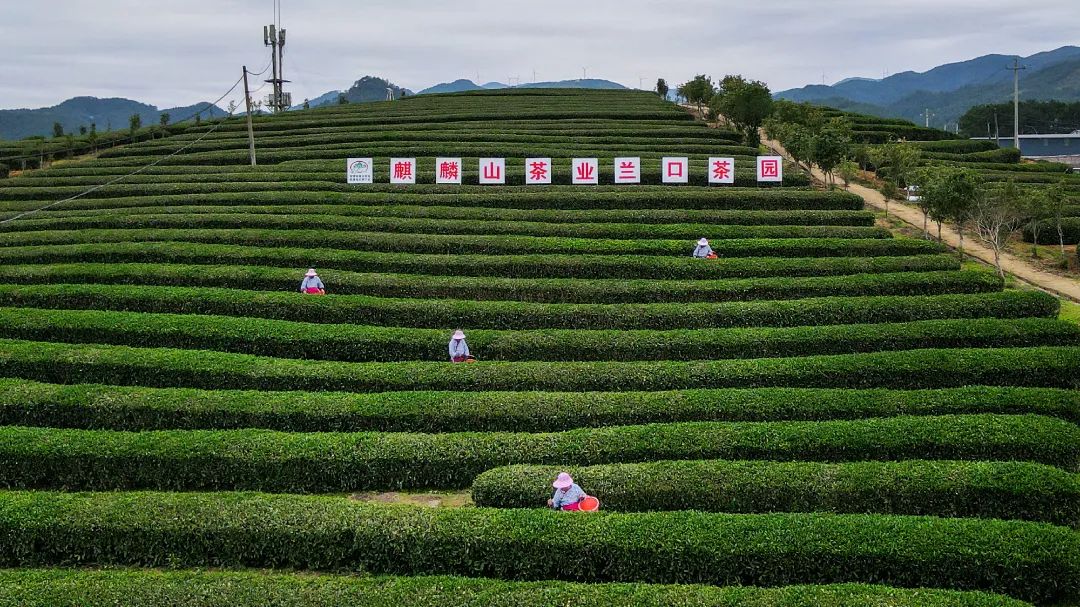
[710,75,774,147]
[128,114,142,138]
[52,122,63,138]
[870,142,922,217]
[920,167,978,249]
[337,93,349,105]
[1046,180,1069,257]
[302,98,310,110]
[656,78,669,99]
[1020,187,1052,258]
[808,118,852,188]
[971,180,1027,278]
[79,125,87,136]
[88,123,97,153]
[159,113,170,127]
[677,75,715,116]
[227,100,238,116]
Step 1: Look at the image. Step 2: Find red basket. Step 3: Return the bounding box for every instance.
[579,496,600,512]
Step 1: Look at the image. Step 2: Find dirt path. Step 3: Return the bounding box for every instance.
[762,136,1080,303]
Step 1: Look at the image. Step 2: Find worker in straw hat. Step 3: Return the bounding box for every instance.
[548,472,587,511]
[448,329,472,363]
[299,269,325,295]
[692,238,715,259]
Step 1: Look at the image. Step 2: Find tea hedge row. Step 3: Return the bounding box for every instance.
[0,213,888,241]
[471,460,1080,526]
[5,308,1071,363]
[0,187,862,212]
[4,203,879,227]
[0,285,1050,330]
[0,491,1074,602]
[0,339,1076,392]
[0,242,960,280]
[0,229,944,260]
[0,415,1076,492]
[0,569,1033,607]
[0,263,1003,303]
[4,379,1076,432]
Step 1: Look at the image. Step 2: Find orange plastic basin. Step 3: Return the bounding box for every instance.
[579,496,600,512]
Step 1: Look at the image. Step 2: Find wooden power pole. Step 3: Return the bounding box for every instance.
[243,66,257,166]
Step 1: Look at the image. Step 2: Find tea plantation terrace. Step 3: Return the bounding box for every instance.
[0,89,1076,607]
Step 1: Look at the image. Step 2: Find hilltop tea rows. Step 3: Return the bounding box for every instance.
[0,89,1077,607]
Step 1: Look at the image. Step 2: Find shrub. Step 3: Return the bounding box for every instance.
[3,379,1077,432]
[1,308,1073,363]
[0,569,1036,607]
[0,491,1075,603]
[0,229,946,259]
[471,460,1080,526]
[0,242,961,280]
[0,415,1075,492]
[0,339,1077,393]
[0,284,1053,331]
[0,263,1001,303]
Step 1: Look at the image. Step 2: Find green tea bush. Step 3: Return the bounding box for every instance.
[0,285,1051,330]
[4,379,1077,432]
[0,263,1004,303]
[0,339,1076,392]
[0,569,1035,607]
[2,308,1073,362]
[0,491,1074,602]
[0,242,960,280]
[471,460,1080,525]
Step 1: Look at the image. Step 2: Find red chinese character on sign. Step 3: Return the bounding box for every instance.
[439,161,460,181]
[712,159,731,181]
[761,159,779,178]
[393,161,413,180]
[619,161,636,179]
[576,162,596,181]
[529,161,549,182]
[483,162,502,181]
[666,161,684,178]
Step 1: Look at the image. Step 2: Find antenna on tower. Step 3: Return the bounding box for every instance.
[263,0,291,112]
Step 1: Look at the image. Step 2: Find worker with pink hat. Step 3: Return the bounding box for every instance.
[448,329,472,363]
[548,472,589,511]
[299,268,325,295]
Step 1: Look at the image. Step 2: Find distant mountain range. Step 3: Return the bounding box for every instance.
[776,46,1080,127]
[302,76,416,108]
[417,78,628,95]
[0,97,226,140]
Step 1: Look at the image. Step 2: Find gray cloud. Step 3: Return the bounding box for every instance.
[1,0,1078,109]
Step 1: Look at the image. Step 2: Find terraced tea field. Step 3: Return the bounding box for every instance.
[0,89,1077,606]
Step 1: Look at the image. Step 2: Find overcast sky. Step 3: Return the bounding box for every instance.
[3,0,1079,110]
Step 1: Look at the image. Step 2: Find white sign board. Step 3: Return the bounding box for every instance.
[525,158,552,185]
[479,158,505,185]
[572,158,599,185]
[662,157,689,184]
[614,157,640,184]
[708,157,736,184]
[757,156,783,183]
[435,157,463,185]
[389,158,416,184]
[346,158,374,184]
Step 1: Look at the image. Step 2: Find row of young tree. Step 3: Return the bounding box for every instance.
[916,170,1071,276]
[762,99,1072,277]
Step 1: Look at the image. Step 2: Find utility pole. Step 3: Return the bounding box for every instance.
[242,66,257,166]
[1008,58,1027,154]
[532,69,537,83]
[263,17,290,112]
[922,108,935,128]
[582,67,587,80]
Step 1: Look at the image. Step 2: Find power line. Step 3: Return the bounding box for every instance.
[1,115,237,225]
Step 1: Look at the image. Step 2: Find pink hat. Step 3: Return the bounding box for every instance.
[552,472,573,489]
[697,238,709,246]
[305,268,317,277]
[452,330,465,340]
